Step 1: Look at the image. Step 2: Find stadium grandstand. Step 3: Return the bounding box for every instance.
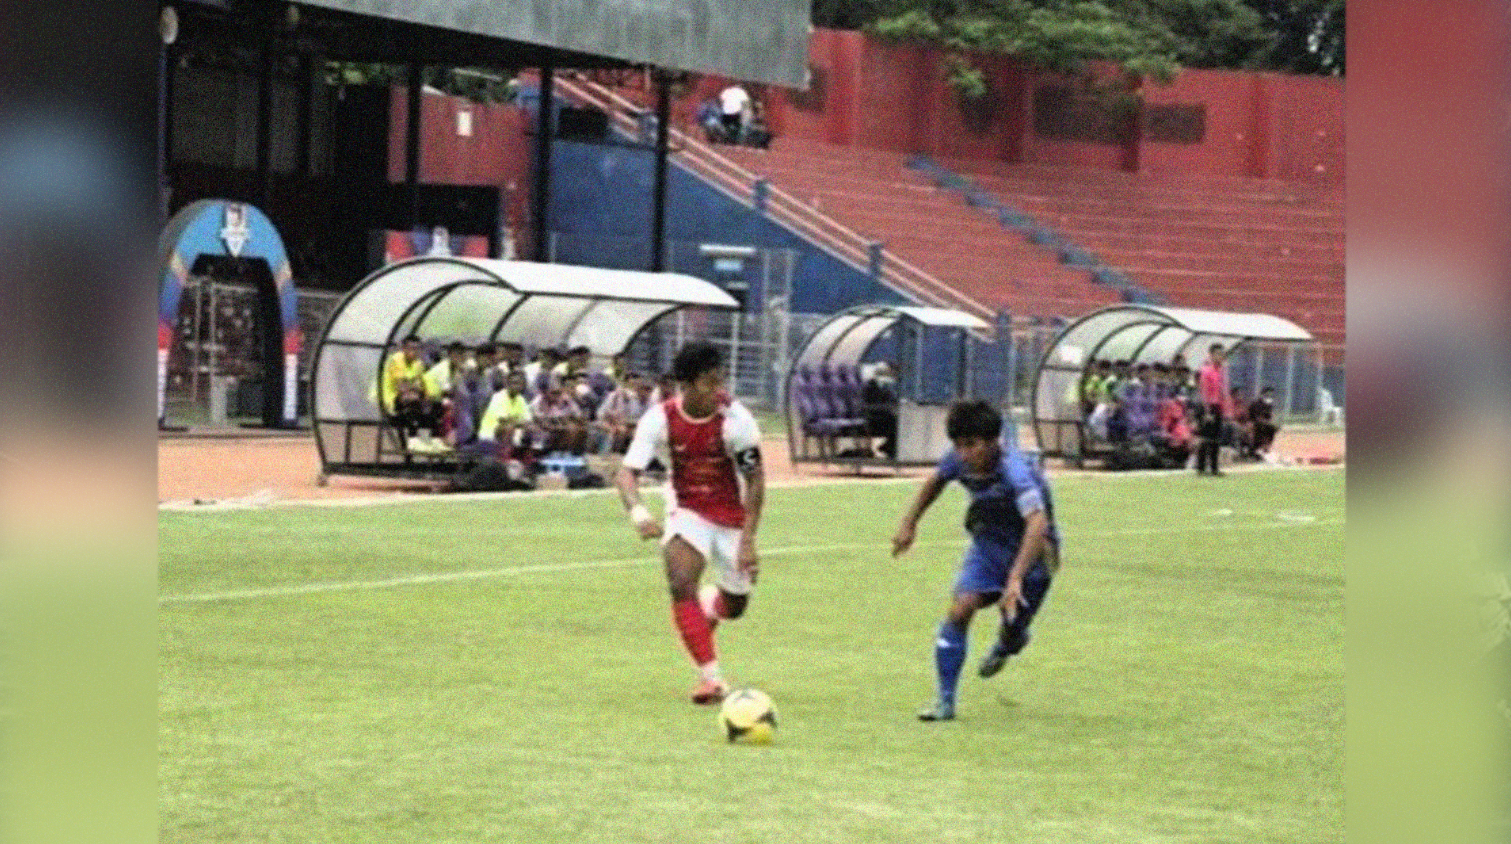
[160,3,1349,842]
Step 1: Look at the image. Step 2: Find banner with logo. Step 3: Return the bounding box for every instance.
[380,226,492,265]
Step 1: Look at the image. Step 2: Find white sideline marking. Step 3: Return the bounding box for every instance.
[157,463,1345,513]
[159,519,1341,605]
[156,476,917,513]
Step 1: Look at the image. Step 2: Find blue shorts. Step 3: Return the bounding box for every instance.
[954,538,1056,619]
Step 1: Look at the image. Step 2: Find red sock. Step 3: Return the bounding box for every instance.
[672,598,717,666]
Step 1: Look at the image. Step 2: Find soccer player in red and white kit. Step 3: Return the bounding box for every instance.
[613,343,764,705]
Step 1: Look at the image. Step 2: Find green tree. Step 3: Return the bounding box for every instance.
[1245,0,1344,75]
[867,1,1186,94]
[324,63,518,104]
[815,0,1342,80]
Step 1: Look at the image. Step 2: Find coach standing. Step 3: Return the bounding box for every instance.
[1195,343,1228,476]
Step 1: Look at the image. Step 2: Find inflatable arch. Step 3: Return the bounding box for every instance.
[157,200,301,427]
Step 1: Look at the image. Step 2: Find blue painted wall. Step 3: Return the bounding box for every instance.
[540,135,1344,410]
[546,139,905,315]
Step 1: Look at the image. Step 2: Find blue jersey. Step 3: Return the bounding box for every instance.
[936,447,1059,550]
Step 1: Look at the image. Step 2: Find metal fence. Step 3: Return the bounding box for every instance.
[163,262,1343,429]
[624,305,1342,425]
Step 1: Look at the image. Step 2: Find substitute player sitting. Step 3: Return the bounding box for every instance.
[892,400,1061,721]
[613,343,765,705]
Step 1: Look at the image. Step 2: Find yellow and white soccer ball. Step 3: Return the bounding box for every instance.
[719,688,777,745]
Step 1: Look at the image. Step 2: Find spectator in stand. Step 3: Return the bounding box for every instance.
[718,84,751,143]
[587,368,617,402]
[1137,364,1161,435]
[1093,359,1117,404]
[447,361,488,455]
[607,352,630,385]
[697,97,726,143]
[1155,390,1194,467]
[559,345,591,379]
[634,108,658,145]
[651,372,678,404]
[473,343,507,398]
[530,383,588,454]
[521,346,547,394]
[478,371,534,458]
[1086,396,1112,441]
[1170,354,1195,400]
[1079,361,1105,419]
[744,100,772,149]
[1119,363,1153,442]
[566,371,600,419]
[1194,344,1228,476]
[498,342,525,378]
[382,334,445,453]
[1149,363,1171,401]
[863,361,900,459]
[425,341,469,398]
[597,371,653,453]
[1105,396,1131,445]
[530,347,564,397]
[422,341,470,451]
[1107,359,1130,405]
[378,334,424,415]
[1226,386,1252,458]
[1247,386,1279,458]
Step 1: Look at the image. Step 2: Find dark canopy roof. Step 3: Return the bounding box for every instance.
[288,0,812,87]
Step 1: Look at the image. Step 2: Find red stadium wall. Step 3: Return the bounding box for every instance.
[380,29,1342,194]
[754,29,1342,184]
[1138,69,1265,178]
[386,89,535,239]
[1259,74,1345,182]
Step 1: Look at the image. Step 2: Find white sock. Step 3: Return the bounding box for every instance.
[698,660,722,684]
[698,583,721,620]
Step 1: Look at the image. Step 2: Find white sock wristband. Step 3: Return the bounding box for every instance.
[629,503,652,527]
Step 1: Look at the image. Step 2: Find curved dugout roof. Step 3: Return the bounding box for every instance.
[792,304,991,371]
[785,304,990,466]
[313,257,737,425]
[1031,305,1315,453]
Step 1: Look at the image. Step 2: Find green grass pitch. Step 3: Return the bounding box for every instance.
[160,468,1343,843]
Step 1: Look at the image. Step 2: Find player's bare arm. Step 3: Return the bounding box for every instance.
[1002,510,1049,618]
[735,446,764,578]
[613,465,662,539]
[892,471,948,557]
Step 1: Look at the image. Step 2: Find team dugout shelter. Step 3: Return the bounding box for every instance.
[786,304,991,469]
[311,256,737,480]
[1031,305,1315,465]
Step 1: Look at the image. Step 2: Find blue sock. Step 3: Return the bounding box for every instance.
[934,620,968,706]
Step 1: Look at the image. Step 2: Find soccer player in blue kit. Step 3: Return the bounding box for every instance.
[892,400,1061,721]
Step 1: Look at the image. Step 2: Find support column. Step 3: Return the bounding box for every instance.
[296,53,314,177]
[532,58,555,262]
[158,24,173,221]
[1281,345,1297,420]
[405,56,423,230]
[650,69,672,272]
[256,15,275,207]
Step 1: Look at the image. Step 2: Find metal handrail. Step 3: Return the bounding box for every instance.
[553,75,992,321]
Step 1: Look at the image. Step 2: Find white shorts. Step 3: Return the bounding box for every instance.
[662,508,752,595]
